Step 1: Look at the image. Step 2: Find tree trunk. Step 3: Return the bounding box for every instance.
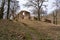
[53,12,55,24]
[0,0,5,19]
[53,11,57,25]
[7,0,10,19]
[38,8,40,21]
[37,0,43,21]
[56,10,57,25]
[37,0,40,21]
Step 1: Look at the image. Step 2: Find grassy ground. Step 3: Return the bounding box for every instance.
[0,19,60,40]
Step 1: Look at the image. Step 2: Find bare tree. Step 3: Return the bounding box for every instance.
[24,0,48,21]
[37,0,44,21]
[10,0,19,20]
[6,0,19,19]
[52,0,60,25]
[0,0,20,19]
[0,0,5,19]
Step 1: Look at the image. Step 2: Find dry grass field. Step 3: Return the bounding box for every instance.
[0,19,60,40]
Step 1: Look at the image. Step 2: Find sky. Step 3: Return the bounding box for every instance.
[17,0,56,14]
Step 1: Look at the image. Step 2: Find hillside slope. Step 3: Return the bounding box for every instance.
[0,19,60,40]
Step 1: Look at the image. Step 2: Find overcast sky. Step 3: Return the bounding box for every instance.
[17,0,56,14]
